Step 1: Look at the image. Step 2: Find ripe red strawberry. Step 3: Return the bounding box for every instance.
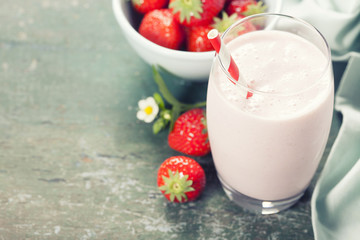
[226,0,267,17]
[187,25,214,52]
[139,9,185,50]
[168,108,210,156]
[169,0,225,27]
[131,0,169,14]
[157,156,206,202]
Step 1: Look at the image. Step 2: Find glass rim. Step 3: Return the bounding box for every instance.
[217,13,332,96]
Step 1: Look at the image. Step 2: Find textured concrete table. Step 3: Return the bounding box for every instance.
[0,1,346,239]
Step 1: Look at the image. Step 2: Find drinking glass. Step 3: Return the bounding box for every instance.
[206,13,334,214]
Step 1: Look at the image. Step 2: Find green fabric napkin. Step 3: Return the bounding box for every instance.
[281,0,360,61]
[281,1,360,239]
[312,54,360,240]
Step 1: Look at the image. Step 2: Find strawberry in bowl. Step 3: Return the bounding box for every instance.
[112,0,283,81]
[169,0,225,27]
[139,9,185,50]
[131,0,168,14]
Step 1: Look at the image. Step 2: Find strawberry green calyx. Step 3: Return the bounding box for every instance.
[169,0,203,23]
[243,1,267,16]
[159,170,195,202]
[212,12,239,33]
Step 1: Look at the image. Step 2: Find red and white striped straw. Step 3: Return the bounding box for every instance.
[207,29,240,82]
[207,29,252,98]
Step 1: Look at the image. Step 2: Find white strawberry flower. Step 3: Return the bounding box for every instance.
[136,96,159,123]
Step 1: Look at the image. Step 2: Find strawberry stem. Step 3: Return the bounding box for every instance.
[152,66,183,107]
[152,65,206,132]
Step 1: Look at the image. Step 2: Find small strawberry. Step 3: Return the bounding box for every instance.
[187,25,214,52]
[131,0,169,14]
[158,156,206,202]
[226,0,267,17]
[139,9,185,50]
[169,0,225,27]
[168,108,210,156]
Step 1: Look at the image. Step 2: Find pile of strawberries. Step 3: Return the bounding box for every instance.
[131,0,267,52]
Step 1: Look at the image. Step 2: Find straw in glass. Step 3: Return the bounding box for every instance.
[207,29,252,98]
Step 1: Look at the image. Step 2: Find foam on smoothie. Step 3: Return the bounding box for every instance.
[216,30,331,119]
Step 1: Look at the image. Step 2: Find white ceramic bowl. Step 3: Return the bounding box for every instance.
[112,0,283,81]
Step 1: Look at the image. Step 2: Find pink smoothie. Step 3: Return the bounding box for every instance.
[207,30,334,201]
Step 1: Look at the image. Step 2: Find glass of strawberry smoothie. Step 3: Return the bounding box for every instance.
[206,14,334,214]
